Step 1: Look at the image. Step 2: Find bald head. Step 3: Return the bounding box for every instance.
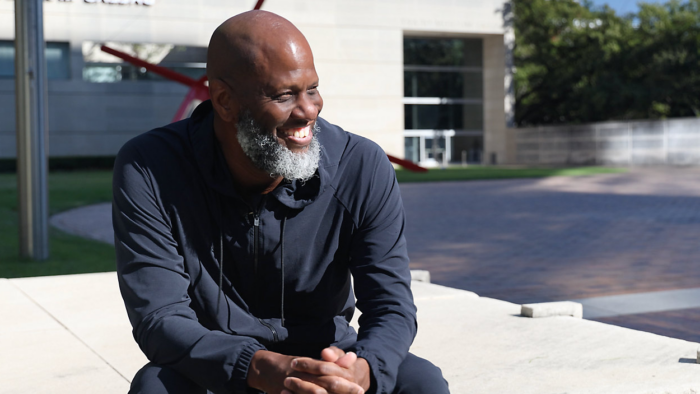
[206,10,313,86]
[206,10,324,191]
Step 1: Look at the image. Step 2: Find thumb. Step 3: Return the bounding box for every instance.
[321,346,345,362]
[335,351,358,369]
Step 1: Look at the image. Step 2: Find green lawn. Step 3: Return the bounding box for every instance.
[394,166,625,183]
[0,171,115,278]
[0,166,623,278]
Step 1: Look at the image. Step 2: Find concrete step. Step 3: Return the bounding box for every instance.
[2,272,699,393]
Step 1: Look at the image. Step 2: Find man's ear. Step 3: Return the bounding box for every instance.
[209,79,238,123]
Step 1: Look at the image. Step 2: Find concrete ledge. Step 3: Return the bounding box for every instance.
[410,269,431,283]
[0,276,132,393]
[3,272,700,393]
[521,301,583,319]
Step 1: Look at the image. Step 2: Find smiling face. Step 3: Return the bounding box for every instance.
[207,11,325,186]
[234,37,324,155]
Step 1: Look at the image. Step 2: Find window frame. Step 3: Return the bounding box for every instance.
[402,36,485,165]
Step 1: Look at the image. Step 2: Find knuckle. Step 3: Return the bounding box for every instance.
[318,364,330,375]
[340,370,353,380]
[328,378,339,392]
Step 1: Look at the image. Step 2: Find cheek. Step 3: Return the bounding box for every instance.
[259,106,293,129]
[315,95,324,114]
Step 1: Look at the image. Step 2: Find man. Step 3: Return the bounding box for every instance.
[113,10,449,394]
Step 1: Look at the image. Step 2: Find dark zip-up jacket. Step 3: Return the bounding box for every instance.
[113,101,417,394]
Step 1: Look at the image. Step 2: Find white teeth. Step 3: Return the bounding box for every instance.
[283,126,311,139]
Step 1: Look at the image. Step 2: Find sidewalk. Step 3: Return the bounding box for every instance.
[3,272,700,393]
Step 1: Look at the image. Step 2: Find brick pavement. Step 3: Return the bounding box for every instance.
[596,307,700,343]
[400,168,700,342]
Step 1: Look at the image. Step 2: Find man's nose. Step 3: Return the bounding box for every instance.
[291,91,320,120]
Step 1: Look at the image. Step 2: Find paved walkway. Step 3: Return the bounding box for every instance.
[401,168,700,342]
[574,288,700,319]
[4,272,700,394]
[51,202,114,245]
[51,168,700,342]
[403,168,700,299]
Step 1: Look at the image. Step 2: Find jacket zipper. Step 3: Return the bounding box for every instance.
[253,214,260,276]
[251,196,277,342]
[251,194,267,276]
[258,318,279,342]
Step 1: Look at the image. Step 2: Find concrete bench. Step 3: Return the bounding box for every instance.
[3,272,700,393]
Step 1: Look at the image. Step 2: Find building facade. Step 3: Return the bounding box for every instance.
[0,0,512,165]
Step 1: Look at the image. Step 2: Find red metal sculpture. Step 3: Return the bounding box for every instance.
[100,45,209,122]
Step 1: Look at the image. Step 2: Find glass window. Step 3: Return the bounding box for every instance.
[404,72,462,98]
[403,38,482,67]
[82,42,206,83]
[424,136,450,163]
[403,37,484,164]
[83,63,207,83]
[425,136,446,160]
[0,40,70,80]
[404,137,420,163]
[462,103,484,131]
[405,103,483,131]
[0,43,13,78]
[405,104,464,130]
[404,71,482,99]
[452,135,483,163]
[46,42,70,80]
[83,65,122,83]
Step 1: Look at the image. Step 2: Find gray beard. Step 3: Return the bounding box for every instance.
[236,111,321,182]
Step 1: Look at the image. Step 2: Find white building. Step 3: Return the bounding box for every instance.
[0,0,513,166]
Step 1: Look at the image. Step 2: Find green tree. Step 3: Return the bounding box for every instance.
[634,0,700,118]
[514,0,700,126]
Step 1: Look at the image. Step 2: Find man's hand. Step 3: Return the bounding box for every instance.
[247,349,365,394]
[284,347,371,394]
[321,347,371,392]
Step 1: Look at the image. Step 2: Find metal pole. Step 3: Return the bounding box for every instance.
[15,0,49,260]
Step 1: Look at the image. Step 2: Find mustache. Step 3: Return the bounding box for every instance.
[235,111,321,182]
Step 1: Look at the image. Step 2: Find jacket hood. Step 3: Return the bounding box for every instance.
[187,100,346,209]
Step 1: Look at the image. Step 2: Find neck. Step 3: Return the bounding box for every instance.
[214,117,283,195]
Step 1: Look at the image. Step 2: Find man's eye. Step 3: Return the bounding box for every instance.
[274,93,293,101]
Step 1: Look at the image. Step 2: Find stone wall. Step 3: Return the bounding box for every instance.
[514,117,700,166]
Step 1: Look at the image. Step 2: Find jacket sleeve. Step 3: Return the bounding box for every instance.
[112,140,265,394]
[347,148,417,394]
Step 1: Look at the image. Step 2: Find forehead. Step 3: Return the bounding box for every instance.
[253,39,318,87]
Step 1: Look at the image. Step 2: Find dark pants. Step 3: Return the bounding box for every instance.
[130,352,449,394]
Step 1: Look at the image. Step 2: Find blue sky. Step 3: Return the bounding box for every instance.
[589,0,667,14]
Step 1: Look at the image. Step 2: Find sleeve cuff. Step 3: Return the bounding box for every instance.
[354,350,383,394]
[230,341,267,394]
